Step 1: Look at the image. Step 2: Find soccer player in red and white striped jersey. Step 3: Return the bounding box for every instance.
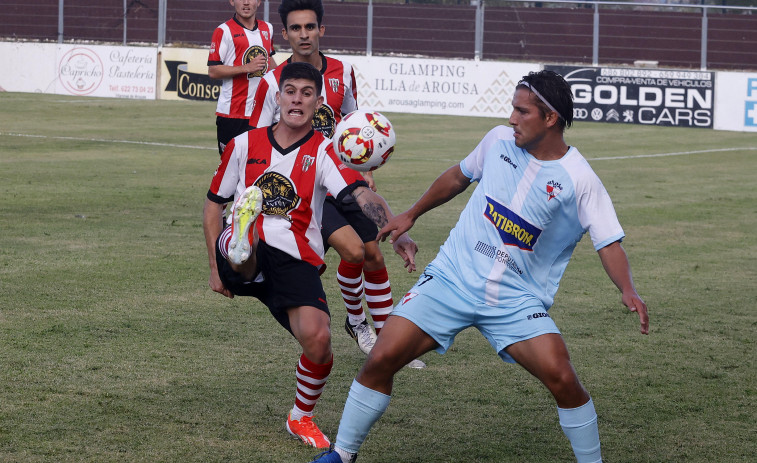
[208,0,277,155]
[203,62,417,449]
[250,0,416,362]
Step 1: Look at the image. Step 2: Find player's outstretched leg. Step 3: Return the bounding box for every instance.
[286,354,333,449]
[227,185,262,265]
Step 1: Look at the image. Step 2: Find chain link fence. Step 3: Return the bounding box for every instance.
[1,0,756,70]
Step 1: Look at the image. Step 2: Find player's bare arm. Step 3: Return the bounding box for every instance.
[377,164,471,243]
[352,185,418,272]
[208,54,268,79]
[351,186,390,227]
[202,198,234,299]
[597,241,649,334]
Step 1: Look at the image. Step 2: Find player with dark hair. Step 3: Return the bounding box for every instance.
[203,62,417,450]
[249,0,423,366]
[208,0,277,155]
[310,70,650,463]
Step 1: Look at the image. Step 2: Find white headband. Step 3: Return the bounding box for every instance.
[519,81,565,121]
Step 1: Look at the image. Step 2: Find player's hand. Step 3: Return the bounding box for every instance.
[209,269,234,299]
[391,233,418,273]
[244,55,268,74]
[361,171,377,191]
[622,290,648,334]
[377,211,415,244]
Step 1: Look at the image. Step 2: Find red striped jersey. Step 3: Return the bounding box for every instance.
[208,16,275,119]
[207,127,364,268]
[249,53,358,138]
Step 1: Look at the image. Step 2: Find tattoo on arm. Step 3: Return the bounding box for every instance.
[353,187,389,227]
[361,202,388,228]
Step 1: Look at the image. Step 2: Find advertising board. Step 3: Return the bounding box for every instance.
[160,47,220,101]
[0,43,156,99]
[343,55,539,119]
[713,72,757,132]
[55,44,157,99]
[0,42,56,93]
[547,65,714,128]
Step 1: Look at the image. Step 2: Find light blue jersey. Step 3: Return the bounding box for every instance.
[426,125,624,310]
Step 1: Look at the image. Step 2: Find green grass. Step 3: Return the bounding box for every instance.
[1,92,756,462]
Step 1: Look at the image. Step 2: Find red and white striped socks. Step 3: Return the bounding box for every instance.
[291,353,333,419]
[364,267,393,334]
[337,260,367,326]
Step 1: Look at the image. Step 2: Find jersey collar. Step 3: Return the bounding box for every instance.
[287,52,328,74]
[267,126,316,155]
[233,14,259,31]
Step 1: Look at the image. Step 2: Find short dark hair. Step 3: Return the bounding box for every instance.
[279,61,323,95]
[279,0,324,27]
[516,70,573,131]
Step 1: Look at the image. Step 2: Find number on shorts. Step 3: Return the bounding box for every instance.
[417,273,433,287]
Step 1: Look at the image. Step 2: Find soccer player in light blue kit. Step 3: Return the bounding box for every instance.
[311,70,650,463]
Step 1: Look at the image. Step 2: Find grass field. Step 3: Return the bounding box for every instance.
[1,92,755,463]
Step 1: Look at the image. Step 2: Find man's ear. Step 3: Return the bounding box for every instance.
[545,110,560,128]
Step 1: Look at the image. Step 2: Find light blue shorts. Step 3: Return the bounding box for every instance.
[392,272,561,363]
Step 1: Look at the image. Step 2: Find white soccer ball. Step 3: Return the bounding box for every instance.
[333,110,396,172]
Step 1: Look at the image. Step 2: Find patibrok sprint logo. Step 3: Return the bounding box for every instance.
[484,196,542,251]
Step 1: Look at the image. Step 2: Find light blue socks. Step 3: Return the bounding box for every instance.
[558,398,602,463]
[334,379,392,454]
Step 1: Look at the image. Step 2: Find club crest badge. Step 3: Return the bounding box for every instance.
[302,155,315,172]
[329,78,340,93]
[254,172,299,221]
[400,292,418,305]
[546,180,563,201]
[243,45,268,78]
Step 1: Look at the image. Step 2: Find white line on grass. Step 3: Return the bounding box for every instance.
[0,132,215,151]
[1,131,755,161]
[587,146,757,161]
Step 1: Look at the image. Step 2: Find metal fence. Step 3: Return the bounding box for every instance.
[1,0,756,70]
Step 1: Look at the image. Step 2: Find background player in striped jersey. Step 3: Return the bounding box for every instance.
[311,70,649,463]
[208,0,277,155]
[203,62,417,450]
[251,0,419,364]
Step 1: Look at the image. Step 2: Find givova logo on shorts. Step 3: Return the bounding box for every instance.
[484,196,542,251]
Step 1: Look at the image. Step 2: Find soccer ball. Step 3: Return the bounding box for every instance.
[333,110,396,172]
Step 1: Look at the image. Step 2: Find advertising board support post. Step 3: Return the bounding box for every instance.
[123,0,127,45]
[700,8,708,71]
[158,0,166,47]
[593,3,599,67]
[367,0,373,57]
[474,0,484,61]
[58,0,64,43]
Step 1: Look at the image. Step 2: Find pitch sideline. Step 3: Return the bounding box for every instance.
[1,131,755,161]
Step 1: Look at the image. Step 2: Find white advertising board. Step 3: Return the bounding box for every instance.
[55,44,157,99]
[333,55,539,119]
[713,71,757,133]
[0,42,156,99]
[0,42,57,93]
